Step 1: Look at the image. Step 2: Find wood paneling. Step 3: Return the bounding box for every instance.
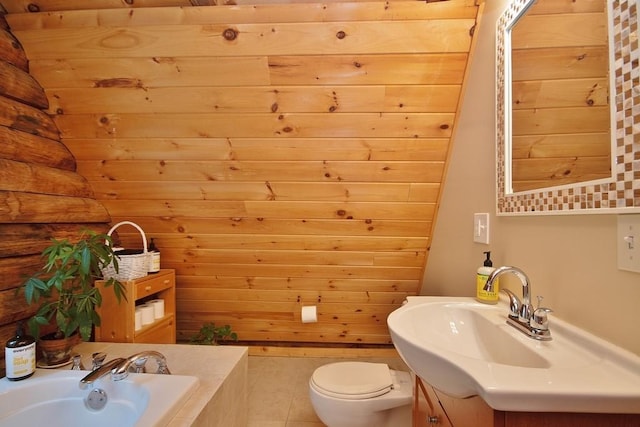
[3,0,478,346]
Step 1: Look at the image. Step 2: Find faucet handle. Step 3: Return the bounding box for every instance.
[91,352,107,371]
[71,354,85,371]
[531,307,553,330]
[501,288,520,319]
[131,357,147,374]
[531,296,553,331]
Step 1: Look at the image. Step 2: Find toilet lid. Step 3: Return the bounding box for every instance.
[311,362,392,400]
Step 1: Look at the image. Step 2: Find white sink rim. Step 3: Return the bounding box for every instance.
[0,368,199,427]
[387,296,640,414]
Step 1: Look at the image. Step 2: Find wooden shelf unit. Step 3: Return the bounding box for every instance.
[95,269,176,344]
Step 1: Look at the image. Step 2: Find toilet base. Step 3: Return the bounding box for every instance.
[313,402,411,427]
[309,367,413,427]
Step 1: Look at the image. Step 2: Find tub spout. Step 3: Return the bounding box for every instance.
[79,357,126,389]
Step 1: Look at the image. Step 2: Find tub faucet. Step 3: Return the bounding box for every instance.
[485,266,552,340]
[111,351,171,381]
[78,351,171,388]
[79,357,126,389]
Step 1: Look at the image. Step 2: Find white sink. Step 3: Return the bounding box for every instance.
[0,369,198,426]
[387,296,640,413]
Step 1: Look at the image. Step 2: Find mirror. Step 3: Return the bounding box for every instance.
[510,0,611,193]
[496,0,640,214]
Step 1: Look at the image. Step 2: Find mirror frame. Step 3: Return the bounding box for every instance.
[496,0,639,215]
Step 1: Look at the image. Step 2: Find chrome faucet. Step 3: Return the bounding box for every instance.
[78,351,171,388]
[485,266,552,340]
[79,357,126,388]
[485,266,533,322]
[111,351,171,381]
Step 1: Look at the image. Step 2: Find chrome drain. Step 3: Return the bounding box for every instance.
[85,388,108,411]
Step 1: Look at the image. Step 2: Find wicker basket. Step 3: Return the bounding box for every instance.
[101,221,150,281]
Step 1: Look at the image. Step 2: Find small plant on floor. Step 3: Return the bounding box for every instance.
[190,322,238,345]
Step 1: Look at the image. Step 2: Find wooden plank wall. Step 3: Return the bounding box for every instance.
[510,0,611,192]
[0,13,111,375]
[5,0,478,346]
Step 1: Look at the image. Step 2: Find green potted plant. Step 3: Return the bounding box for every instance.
[189,322,238,345]
[22,229,126,365]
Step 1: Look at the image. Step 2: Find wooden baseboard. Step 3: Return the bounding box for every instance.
[247,344,400,358]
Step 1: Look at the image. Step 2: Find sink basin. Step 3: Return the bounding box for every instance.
[388,296,640,413]
[0,368,198,426]
[412,301,551,369]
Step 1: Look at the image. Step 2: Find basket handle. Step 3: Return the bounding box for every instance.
[105,221,149,253]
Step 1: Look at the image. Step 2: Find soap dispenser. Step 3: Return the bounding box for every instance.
[476,251,499,304]
[5,322,36,381]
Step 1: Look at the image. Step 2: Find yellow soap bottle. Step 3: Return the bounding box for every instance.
[476,251,499,304]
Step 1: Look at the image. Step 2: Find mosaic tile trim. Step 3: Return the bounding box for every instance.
[496,0,639,214]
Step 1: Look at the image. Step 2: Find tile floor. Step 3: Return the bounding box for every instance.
[247,355,410,427]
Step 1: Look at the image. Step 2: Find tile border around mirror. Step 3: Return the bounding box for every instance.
[496,0,639,215]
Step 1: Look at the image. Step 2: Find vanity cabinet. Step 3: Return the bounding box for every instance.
[414,377,493,427]
[414,377,640,427]
[414,376,453,427]
[95,269,176,344]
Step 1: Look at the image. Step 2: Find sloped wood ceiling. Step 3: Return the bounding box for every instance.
[3,0,478,345]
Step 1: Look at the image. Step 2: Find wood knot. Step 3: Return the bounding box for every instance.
[99,116,109,124]
[27,3,40,12]
[336,31,346,39]
[124,0,134,4]
[223,28,238,41]
[440,124,450,130]
[336,209,347,216]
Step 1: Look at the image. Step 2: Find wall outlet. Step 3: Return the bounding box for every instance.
[473,213,490,244]
[617,215,640,273]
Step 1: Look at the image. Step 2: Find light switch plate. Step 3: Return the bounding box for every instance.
[473,213,490,244]
[617,214,640,273]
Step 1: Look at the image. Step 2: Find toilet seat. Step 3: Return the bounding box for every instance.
[310,362,393,400]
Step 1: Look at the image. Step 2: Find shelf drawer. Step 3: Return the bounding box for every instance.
[133,271,173,300]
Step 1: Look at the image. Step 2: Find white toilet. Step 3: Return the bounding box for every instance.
[308,361,413,427]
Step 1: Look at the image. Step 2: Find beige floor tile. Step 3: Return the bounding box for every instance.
[248,355,407,427]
